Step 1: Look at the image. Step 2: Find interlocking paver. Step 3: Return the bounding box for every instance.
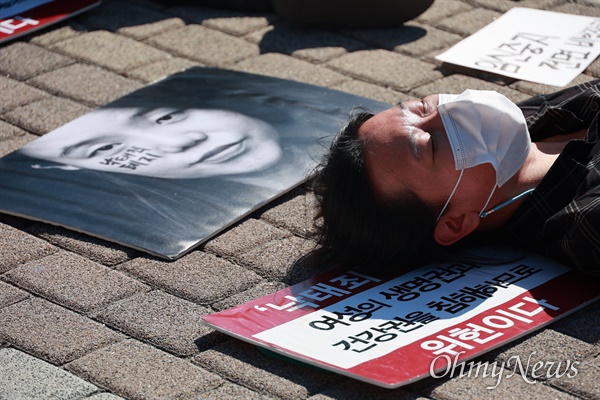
[27,223,140,266]
[332,78,409,105]
[256,189,319,238]
[0,120,38,157]
[192,340,343,400]
[94,290,214,356]
[2,96,91,135]
[343,22,462,58]
[307,380,424,400]
[50,30,171,74]
[435,8,502,37]
[552,301,600,344]
[0,76,49,114]
[77,1,185,40]
[246,22,366,63]
[415,0,473,25]
[232,53,348,87]
[0,348,98,400]
[326,50,443,92]
[28,22,89,46]
[117,251,263,304]
[411,74,532,103]
[236,235,319,282]
[0,223,57,273]
[0,281,29,308]
[147,24,260,65]
[212,281,287,311]
[493,330,599,378]
[469,0,565,13]
[65,339,223,400]
[28,63,144,107]
[168,5,278,37]
[0,298,125,364]
[0,42,73,81]
[193,382,272,399]
[550,355,600,399]
[126,57,201,83]
[425,364,580,400]
[3,250,149,313]
[204,218,291,258]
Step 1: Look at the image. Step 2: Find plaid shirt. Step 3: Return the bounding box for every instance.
[503,79,600,277]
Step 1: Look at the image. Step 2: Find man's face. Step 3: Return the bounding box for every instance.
[359,94,496,214]
[21,107,282,179]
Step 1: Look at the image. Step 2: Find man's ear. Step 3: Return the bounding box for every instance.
[434,211,480,246]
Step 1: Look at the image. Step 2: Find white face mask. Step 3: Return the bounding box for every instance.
[436,89,531,220]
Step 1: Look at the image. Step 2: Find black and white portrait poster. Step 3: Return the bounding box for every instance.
[0,67,387,258]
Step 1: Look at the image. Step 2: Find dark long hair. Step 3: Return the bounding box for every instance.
[311,108,440,271]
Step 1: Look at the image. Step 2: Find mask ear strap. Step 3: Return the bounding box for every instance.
[436,169,464,222]
[479,184,497,217]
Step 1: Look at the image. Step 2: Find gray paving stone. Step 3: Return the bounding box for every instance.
[331,79,408,105]
[232,53,348,87]
[93,290,214,357]
[28,22,89,46]
[65,339,223,400]
[0,76,49,114]
[426,363,579,400]
[27,223,140,267]
[552,301,600,345]
[147,24,260,66]
[469,0,565,13]
[0,298,125,364]
[0,348,98,400]
[326,50,443,92]
[28,63,144,107]
[192,340,343,400]
[126,57,201,83]
[77,1,185,40]
[0,42,74,81]
[212,281,287,311]
[168,5,278,37]
[308,380,424,399]
[50,31,171,74]
[86,393,126,400]
[410,74,531,103]
[257,189,319,239]
[550,355,600,399]
[343,22,462,58]
[551,1,600,15]
[511,74,598,97]
[246,23,366,63]
[585,57,600,79]
[493,329,598,380]
[117,251,263,305]
[3,250,149,313]
[0,120,38,157]
[435,8,502,37]
[0,223,57,274]
[0,281,29,308]
[415,0,473,25]
[191,382,272,399]
[2,96,91,135]
[203,218,291,258]
[235,235,317,281]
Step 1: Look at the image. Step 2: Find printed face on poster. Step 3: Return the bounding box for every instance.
[0,67,387,258]
[435,8,600,87]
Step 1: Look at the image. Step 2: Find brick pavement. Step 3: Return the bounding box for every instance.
[0,0,599,399]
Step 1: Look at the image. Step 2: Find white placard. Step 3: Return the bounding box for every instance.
[436,8,600,87]
[0,0,54,18]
